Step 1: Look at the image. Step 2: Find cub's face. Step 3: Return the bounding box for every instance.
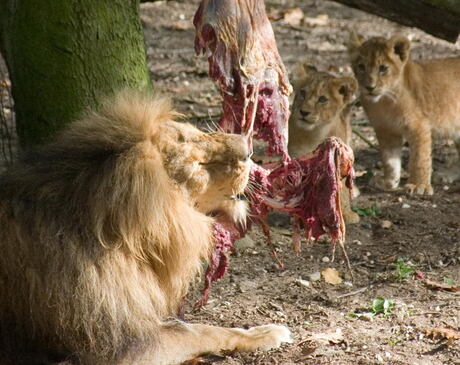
[159,121,251,224]
[290,68,357,131]
[349,34,411,102]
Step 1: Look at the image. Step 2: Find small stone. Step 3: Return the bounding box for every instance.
[380,220,392,229]
[443,185,449,191]
[352,239,362,245]
[397,197,403,203]
[183,80,190,86]
[366,251,371,257]
[432,204,437,208]
[309,271,321,281]
[295,278,310,287]
[321,256,330,263]
[235,236,255,250]
[344,281,353,287]
[402,203,411,209]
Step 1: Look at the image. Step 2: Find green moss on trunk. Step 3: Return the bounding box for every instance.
[1,0,150,146]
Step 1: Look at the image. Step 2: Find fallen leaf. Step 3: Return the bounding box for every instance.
[423,279,460,292]
[379,220,392,229]
[309,328,344,344]
[321,268,342,285]
[168,20,193,31]
[283,8,304,26]
[426,327,460,345]
[303,14,329,27]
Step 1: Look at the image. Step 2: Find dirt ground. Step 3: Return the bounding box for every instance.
[1,1,459,364]
[140,1,460,364]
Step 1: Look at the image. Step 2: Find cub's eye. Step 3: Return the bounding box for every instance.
[379,65,388,74]
[299,90,307,99]
[317,95,328,104]
[357,63,365,72]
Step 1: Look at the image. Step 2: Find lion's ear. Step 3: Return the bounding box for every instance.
[348,29,364,55]
[390,35,411,63]
[335,76,358,104]
[291,63,317,89]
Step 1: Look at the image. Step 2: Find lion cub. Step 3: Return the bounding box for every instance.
[349,33,460,195]
[289,64,360,224]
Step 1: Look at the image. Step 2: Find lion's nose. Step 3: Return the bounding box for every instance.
[366,86,375,92]
[300,110,310,118]
[226,134,249,161]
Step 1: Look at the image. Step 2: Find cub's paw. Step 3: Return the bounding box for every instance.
[434,167,460,184]
[344,210,360,224]
[370,175,399,191]
[243,324,293,351]
[405,183,433,195]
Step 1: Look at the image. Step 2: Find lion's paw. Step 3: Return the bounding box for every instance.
[243,324,293,351]
[370,175,399,191]
[405,183,433,196]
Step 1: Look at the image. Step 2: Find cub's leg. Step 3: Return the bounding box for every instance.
[141,321,293,365]
[371,129,403,191]
[405,125,433,195]
[340,185,359,224]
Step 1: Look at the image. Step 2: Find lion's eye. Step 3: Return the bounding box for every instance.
[244,151,253,161]
[317,95,328,104]
[299,90,307,99]
[357,63,365,72]
[379,65,388,74]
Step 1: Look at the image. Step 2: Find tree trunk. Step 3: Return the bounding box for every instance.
[0,0,151,146]
[330,0,460,43]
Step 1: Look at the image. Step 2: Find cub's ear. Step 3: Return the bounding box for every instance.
[335,77,358,104]
[348,30,364,53]
[291,63,317,89]
[389,35,411,62]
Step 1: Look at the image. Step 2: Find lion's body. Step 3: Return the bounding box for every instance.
[288,66,359,224]
[0,93,291,365]
[350,34,460,194]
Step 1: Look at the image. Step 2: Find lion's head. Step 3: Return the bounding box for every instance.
[349,33,411,102]
[290,64,357,132]
[156,121,251,224]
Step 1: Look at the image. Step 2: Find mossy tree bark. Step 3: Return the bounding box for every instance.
[0,0,151,146]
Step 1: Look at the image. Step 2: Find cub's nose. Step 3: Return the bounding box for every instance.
[300,110,310,118]
[366,86,375,92]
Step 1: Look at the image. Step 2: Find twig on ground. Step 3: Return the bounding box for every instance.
[352,128,378,150]
[336,286,368,299]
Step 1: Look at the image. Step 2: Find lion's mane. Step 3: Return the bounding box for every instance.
[0,93,214,363]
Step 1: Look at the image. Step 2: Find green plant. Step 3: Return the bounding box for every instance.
[443,276,456,286]
[395,257,415,281]
[352,203,380,217]
[348,297,394,319]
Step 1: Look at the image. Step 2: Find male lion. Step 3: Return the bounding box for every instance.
[349,33,460,195]
[289,64,360,224]
[0,92,292,365]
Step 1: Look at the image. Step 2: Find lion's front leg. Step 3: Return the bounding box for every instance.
[405,124,433,195]
[140,321,292,365]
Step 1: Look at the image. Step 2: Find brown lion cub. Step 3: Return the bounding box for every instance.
[289,64,360,224]
[349,33,460,195]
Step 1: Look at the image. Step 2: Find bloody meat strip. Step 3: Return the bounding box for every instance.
[193,0,292,158]
[249,137,355,254]
[194,220,242,309]
[196,138,355,307]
